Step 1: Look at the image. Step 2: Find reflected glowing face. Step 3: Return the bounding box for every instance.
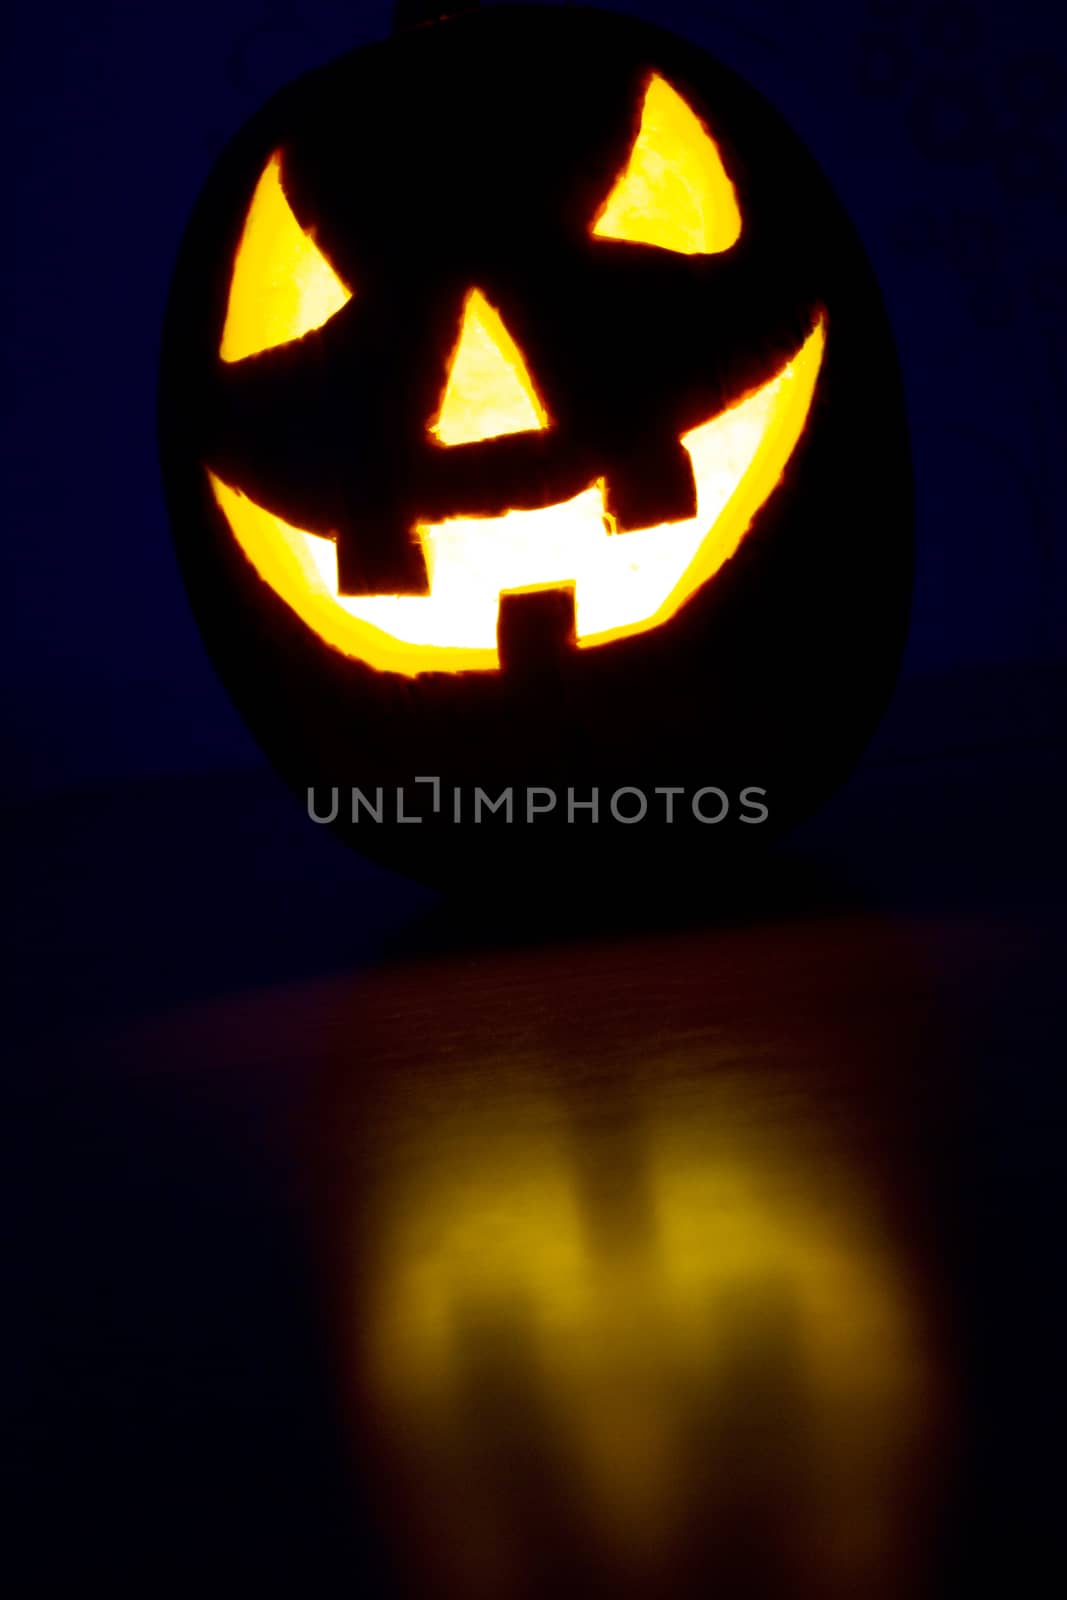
[209,74,825,676]
[341,1014,944,1597]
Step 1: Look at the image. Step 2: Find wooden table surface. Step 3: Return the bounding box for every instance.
[6,715,1064,1596]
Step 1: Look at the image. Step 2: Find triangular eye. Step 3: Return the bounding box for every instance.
[592,74,742,256]
[220,153,352,363]
[431,289,550,446]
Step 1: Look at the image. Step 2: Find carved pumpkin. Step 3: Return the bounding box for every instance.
[159,5,911,887]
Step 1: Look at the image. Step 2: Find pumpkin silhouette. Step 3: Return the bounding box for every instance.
[159,5,911,889]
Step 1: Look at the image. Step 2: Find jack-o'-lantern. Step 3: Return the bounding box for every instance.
[159,4,911,889]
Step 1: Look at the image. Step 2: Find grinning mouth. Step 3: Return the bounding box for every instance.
[209,315,825,677]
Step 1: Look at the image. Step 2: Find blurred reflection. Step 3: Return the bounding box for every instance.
[311,917,956,1597]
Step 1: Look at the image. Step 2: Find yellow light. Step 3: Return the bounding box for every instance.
[356,1055,937,1585]
[219,152,351,363]
[592,73,742,255]
[432,288,549,445]
[209,316,824,675]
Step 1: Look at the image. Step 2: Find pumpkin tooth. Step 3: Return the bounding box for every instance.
[603,435,698,532]
[334,515,430,597]
[497,585,578,676]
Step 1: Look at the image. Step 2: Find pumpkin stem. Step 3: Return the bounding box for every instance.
[392,0,480,32]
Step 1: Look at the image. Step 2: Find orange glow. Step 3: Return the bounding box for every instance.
[209,316,824,675]
[592,74,742,255]
[220,152,351,363]
[432,289,550,445]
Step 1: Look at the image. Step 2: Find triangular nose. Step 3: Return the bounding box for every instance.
[431,288,549,447]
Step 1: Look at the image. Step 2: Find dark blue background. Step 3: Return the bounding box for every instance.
[3,0,1065,800]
